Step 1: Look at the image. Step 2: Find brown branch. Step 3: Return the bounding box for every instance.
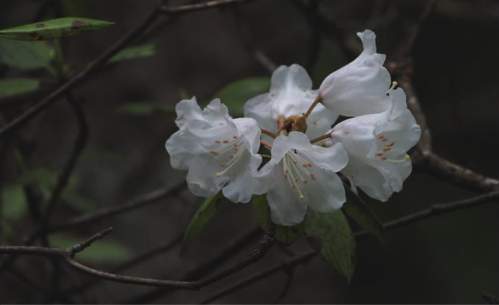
[1,191,497,298]
[0,230,274,290]
[384,0,499,192]
[62,232,183,295]
[44,93,88,222]
[49,183,186,232]
[200,190,499,303]
[201,250,315,304]
[126,227,261,303]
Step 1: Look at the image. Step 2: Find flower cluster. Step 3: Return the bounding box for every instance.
[165,29,421,226]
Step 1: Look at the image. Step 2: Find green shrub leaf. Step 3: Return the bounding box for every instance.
[0,40,55,70]
[0,17,113,41]
[215,77,270,116]
[0,78,40,98]
[184,192,222,241]
[305,210,356,282]
[110,44,156,63]
[343,192,384,241]
[1,184,28,221]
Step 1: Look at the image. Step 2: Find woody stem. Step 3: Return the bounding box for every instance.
[310,132,332,144]
[303,95,322,118]
[261,128,277,138]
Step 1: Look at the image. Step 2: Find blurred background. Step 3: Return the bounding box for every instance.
[1,0,499,303]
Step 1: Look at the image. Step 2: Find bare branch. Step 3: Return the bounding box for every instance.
[201,250,315,304]
[44,93,88,221]
[49,183,186,232]
[0,230,274,290]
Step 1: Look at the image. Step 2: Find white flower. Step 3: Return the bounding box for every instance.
[328,88,421,201]
[165,97,264,203]
[319,29,391,117]
[244,64,337,139]
[258,132,348,226]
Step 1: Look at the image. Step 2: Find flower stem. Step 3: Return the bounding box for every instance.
[261,140,273,149]
[303,94,322,118]
[310,132,332,144]
[261,128,277,138]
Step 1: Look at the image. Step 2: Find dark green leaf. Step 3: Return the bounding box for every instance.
[50,234,131,264]
[0,17,113,41]
[110,44,156,63]
[305,210,356,282]
[0,78,40,98]
[1,184,28,221]
[251,195,270,229]
[0,40,55,70]
[343,192,384,241]
[275,224,304,244]
[184,192,222,240]
[215,77,270,116]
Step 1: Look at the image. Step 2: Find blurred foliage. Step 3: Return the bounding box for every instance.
[214,77,270,116]
[1,184,27,222]
[110,43,156,63]
[0,78,40,98]
[0,39,54,70]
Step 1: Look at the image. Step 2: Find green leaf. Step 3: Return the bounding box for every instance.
[0,17,114,41]
[215,77,270,116]
[0,40,55,70]
[251,195,270,229]
[50,234,131,264]
[305,210,356,282]
[1,184,28,221]
[343,192,384,241]
[184,192,222,240]
[275,224,304,244]
[110,44,156,63]
[0,78,40,98]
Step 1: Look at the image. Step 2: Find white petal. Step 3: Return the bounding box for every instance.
[319,29,391,116]
[330,88,420,201]
[186,157,227,197]
[305,103,338,139]
[258,132,348,224]
[166,98,263,202]
[244,64,318,132]
[265,165,308,226]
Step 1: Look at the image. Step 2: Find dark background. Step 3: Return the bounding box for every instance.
[1,0,499,303]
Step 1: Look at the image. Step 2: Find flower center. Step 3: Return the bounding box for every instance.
[277,115,308,134]
[208,135,245,177]
[282,150,315,200]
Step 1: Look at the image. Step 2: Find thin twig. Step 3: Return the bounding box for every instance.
[44,93,88,221]
[201,250,315,304]
[49,183,186,232]
[62,233,183,295]
[201,190,499,303]
[0,231,274,289]
[126,227,261,303]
